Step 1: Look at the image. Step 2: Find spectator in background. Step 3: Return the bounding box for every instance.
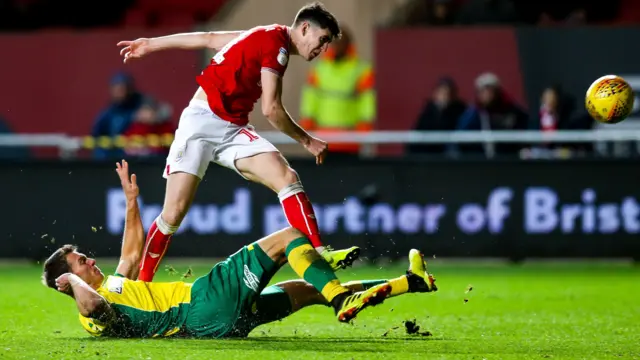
[408,77,466,154]
[521,85,594,157]
[457,0,519,25]
[538,85,575,133]
[542,86,595,153]
[299,25,375,158]
[535,85,578,153]
[91,72,144,160]
[122,97,174,158]
[455,72,529,156]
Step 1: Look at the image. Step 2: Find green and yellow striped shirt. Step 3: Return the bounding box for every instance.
[79,274,192,338]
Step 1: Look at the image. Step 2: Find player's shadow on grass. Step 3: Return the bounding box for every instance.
[246,336,445,343]
[69,335,443,353]
[180,337,442,353]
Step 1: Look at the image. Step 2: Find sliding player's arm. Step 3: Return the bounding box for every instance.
[56,273,115,319]
[114,160,145,280]
[118,31,244,63]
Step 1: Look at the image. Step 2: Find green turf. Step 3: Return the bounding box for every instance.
[0,260,638,359]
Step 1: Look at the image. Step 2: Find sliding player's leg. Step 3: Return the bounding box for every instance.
[240,248,438,331]
[186,227,336,337]
[184,234,281,338]
[185,227,393,338]
[231,148,359,270]
[254,227,390,323]
[342,249,437,296]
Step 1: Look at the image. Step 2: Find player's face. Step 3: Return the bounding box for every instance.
[67,251,104,288]
[301,24,332,61]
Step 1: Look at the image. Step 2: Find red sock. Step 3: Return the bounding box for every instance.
[138,217,174,282]
[279,183,324,249]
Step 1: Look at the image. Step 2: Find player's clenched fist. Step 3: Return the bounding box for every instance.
[304,137,328,165]
[55,273,71,293]
[117,38,151,63]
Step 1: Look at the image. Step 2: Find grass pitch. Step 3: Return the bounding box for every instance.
[0,260,638,360]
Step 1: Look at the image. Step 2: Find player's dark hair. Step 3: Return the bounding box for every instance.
[293,2,341,39]
[42,244,77,294]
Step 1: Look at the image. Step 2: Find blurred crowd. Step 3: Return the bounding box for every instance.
[90,73,175,160]
[0,0,637,161]
[299,20,599,160]
[406,73,595,158]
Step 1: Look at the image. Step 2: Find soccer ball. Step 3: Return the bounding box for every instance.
[585,75,634,124]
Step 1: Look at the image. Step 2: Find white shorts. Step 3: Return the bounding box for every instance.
[163,99,279,180]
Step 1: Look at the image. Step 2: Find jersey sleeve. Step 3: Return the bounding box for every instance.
[79,313,107,336]
[78,282,115,336]
[260,29,289,77]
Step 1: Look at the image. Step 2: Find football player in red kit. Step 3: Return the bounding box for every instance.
[117,2,360,281]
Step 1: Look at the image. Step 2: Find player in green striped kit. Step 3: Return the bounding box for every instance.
[42,160,438,338]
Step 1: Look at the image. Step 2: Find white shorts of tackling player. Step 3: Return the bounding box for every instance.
[163,99,279,180]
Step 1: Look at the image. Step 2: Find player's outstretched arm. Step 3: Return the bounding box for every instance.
[118,31,243,63]
[261,71,329,164]
[56,273,114,319]
[206,31,245,51]
[114,160,145,280]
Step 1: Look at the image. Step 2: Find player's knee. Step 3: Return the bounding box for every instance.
[282,167,299,186]
[282,227,305,247]
[272,167,300,194]
[161,202,189,226]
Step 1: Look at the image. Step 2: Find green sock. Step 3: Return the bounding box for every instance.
[285,237,349,303]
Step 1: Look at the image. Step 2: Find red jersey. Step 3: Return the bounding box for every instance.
[196,24,291,126]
